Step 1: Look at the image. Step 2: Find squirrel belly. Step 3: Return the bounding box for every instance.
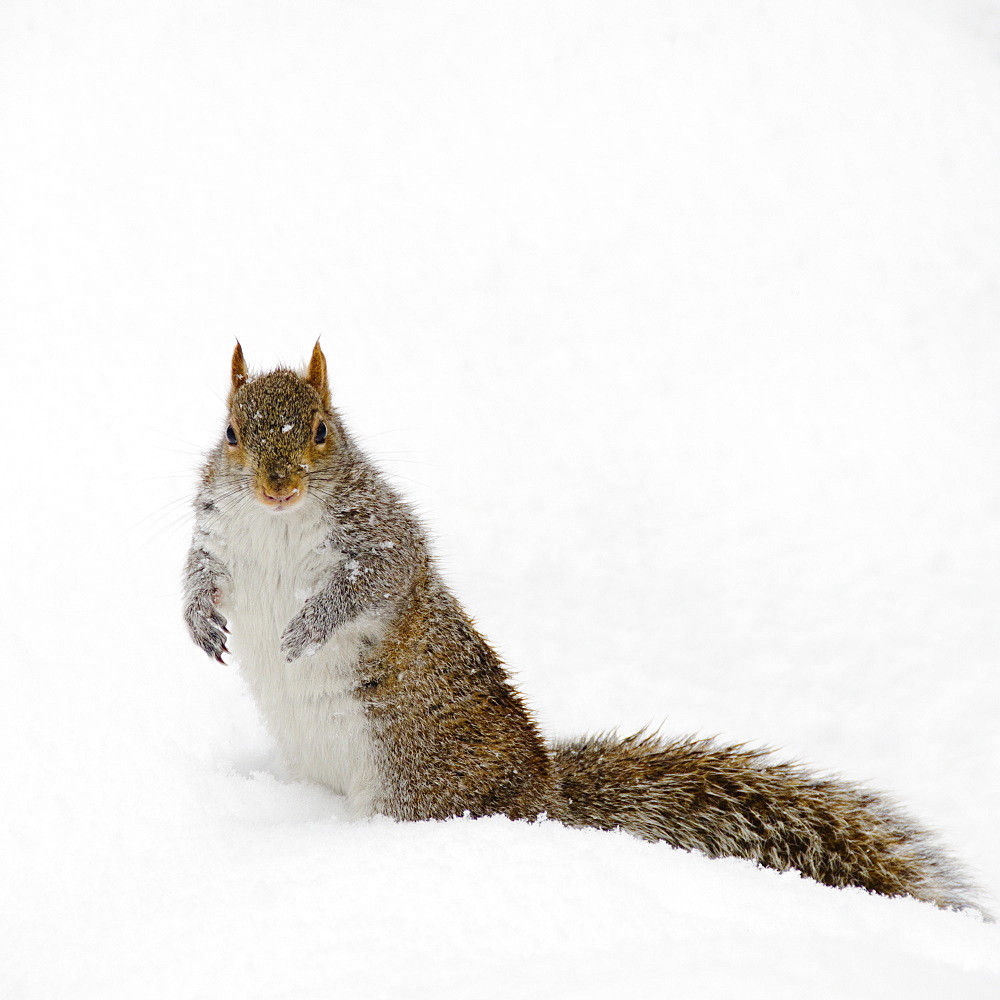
[183,342,986,916]
[197,495,383,815]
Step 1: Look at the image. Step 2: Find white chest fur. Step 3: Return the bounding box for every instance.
[202,497,381,815]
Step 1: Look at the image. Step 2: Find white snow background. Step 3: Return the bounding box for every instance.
[2,1,999,997]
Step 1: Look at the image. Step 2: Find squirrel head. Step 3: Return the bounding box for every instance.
[222,341,343,511]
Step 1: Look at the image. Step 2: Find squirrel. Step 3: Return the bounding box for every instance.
[184,342,985,915]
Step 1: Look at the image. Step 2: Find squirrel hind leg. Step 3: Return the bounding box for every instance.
[546,731,990,917]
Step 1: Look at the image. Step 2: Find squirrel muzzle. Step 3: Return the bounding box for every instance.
[255,470,306,509]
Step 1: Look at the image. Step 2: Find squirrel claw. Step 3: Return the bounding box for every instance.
[184,600,230,663]
[280,596,345,662]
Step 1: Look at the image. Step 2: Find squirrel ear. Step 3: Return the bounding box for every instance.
[231,342,249,398]
[306,340,330,409]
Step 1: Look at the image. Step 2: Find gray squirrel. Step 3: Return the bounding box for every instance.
[184,343,984,914]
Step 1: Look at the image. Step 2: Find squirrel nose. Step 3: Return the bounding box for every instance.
[260,478,302,505]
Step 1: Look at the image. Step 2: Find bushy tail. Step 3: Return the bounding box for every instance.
[546,732,985,914]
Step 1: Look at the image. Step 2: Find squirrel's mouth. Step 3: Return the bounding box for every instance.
[256,483,305,510]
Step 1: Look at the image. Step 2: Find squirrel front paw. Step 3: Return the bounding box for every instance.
[184,600,229,663]
[280,597,340,662]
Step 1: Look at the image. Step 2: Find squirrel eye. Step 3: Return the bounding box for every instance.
[225,425,238,446]
[314,421,328,445]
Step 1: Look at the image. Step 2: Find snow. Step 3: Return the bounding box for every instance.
[2,0,999,996]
